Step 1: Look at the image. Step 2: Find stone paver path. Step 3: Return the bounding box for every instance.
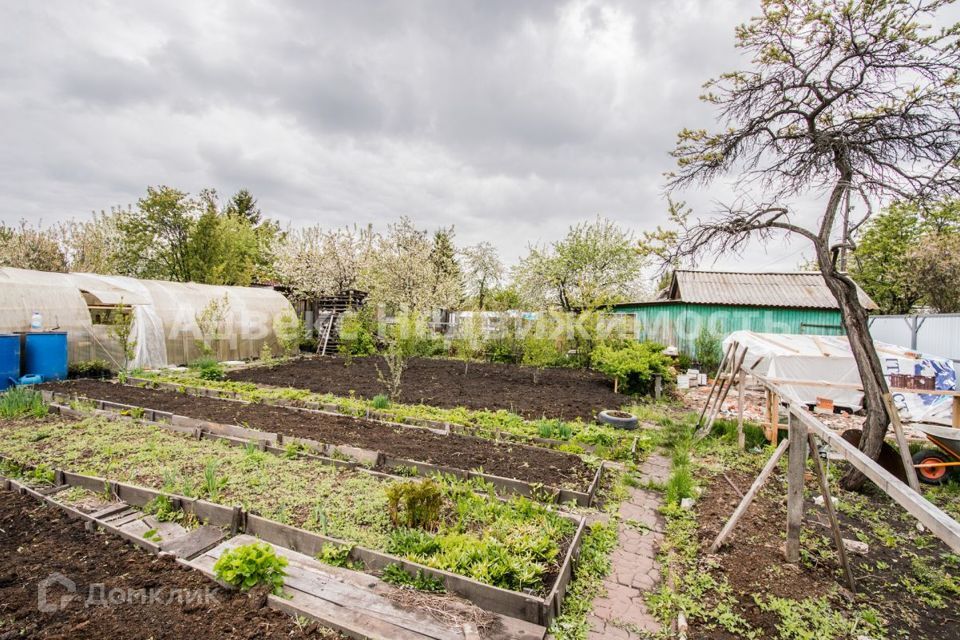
[587,454,670,639]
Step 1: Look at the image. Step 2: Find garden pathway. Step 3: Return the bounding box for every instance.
[587,454,670,639]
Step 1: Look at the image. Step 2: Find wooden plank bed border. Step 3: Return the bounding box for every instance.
[46,390,597,506]
[126,377,610,455]
[0,456,586,626]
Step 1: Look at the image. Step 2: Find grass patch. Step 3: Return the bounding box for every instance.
[0,387,48,419]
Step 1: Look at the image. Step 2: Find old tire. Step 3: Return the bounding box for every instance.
[598,410,638,430]
[912,449,950,485]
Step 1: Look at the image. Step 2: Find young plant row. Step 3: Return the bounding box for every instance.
[0,414,575,595]
[134,369,638,461]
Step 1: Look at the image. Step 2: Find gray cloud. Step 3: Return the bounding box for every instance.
[0,0,824,277]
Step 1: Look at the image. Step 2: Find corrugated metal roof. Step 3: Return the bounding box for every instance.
[663,270,878,310]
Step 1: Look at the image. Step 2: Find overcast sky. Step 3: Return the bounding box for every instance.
[0,0,822,274]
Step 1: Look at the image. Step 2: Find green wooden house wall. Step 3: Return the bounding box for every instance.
[610,302,844,357]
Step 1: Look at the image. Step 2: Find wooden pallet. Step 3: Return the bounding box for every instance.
[191,535,547,640]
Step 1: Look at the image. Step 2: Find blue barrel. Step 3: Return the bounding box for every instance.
[20,332,68,382]
[0,334,20,390]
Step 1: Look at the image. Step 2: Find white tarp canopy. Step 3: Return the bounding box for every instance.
[724,330,957,425]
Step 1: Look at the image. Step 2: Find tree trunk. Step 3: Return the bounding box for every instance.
[812,173,891,491]
[823,270,891,490]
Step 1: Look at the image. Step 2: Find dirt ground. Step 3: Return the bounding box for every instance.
[43,379,596,490]
[226,356,628,422]
[693,469,960,640]
[0,489,340,639]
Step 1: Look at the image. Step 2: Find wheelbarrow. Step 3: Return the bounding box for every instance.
[913,424,960,485]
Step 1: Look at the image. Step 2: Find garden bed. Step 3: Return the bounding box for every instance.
[685,467,960,639]
[0,487,341,640]
[226,356,627,422]
[0,414,582,618]
[42,379,596,493]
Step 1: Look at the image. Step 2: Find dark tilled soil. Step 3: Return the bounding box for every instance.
[693,469,959,640]
[43,379,595,490]
[0,489,341,639]
[226,356,627,422]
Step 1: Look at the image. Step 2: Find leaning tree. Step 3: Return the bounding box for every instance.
[665,0,960,489]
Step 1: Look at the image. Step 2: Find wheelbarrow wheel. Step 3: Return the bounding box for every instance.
[912,449,951,485]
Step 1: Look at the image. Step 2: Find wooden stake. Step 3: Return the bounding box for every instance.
[807,432,856,593]
[699,346,747,439]
[882,393,921,492]
[737,370,746,450]
[708,438,790,553]
[770,391,781,444]
[785,412,808,563]
[697,343,734,426]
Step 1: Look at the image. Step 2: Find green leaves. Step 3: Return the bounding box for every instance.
[0,388,49,419]
[213,542,288,595]
[590,341,674,395]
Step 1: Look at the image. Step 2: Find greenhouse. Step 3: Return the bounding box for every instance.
[0,267,295,369]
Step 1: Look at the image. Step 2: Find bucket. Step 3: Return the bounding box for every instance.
[19,331,68,382]
[0,334,19,391]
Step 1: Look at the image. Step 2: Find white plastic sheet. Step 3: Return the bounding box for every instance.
[724,331,957,425]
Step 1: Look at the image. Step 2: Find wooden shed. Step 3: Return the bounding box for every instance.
[609,270,878,358]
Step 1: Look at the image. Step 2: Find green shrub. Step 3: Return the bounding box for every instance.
[190,356,226,381]
[0,387,49,419]
[694,325,723,374]
[590,341,673,395]
[385,479,444,530]
[338,308,378,358]
[68,360,113,379]
[484,317,524,363]
[371,394,391,409]
[213,542,288,595]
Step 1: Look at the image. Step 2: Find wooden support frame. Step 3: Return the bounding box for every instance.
[807,431,856,593]
[785,414,808,563]
[736,370,746,450]
[697,342,735,426]
[881,393,922,492]
[708,438,790,554]
[696,344,746,440]
[747,374,960,553]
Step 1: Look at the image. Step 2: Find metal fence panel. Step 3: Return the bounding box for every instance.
[868,314,960,362]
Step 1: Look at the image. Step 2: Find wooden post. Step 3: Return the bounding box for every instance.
[736,370,746,450]
[770,392,781,444]
[882,393,921,492]
[807,432,856,593]
[654,375,662,400]
[953,395,959,428]
[708,438,790,553]
[764,388,772,442]
[785,412,808,563]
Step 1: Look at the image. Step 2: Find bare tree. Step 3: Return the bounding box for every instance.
[664,0,960,489]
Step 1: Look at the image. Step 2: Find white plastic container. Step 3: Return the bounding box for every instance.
[30,311,42,330]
